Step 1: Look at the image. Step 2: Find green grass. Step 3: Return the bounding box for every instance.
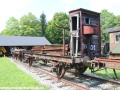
[0,57,49,90]
[86,68,120,80]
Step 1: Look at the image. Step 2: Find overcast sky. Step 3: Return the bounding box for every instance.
[0,0,120,32]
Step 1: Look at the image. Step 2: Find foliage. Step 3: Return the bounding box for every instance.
[100,9,116,43]
[114,15,120,26]
[1,13,41,36]
[19,12,41,36]
[0,57,49,90]
[1,9,120,44]
[45,12,69,44]
[87,68,120,80]
[1,17,19,36]
[40,12,47,36]
[101,9,116,30]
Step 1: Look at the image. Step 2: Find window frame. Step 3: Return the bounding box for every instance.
[115,33,120,43]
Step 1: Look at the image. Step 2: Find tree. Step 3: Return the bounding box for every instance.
[114,15,120,26]
[45,12,69,44]
[19,12,41,36]
[1,17,19,36]
[40,12,47,36]
[100,9,116,43]
[1,13,41,36]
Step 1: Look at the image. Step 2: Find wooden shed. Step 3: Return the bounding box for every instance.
[0,36,51,56]
[103,26,120,53]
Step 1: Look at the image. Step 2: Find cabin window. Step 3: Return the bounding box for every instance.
[115,34,120,43]
[72,16,77,30]
[71,14,79,31]
[90,18,98,26]
[85,18,90,24]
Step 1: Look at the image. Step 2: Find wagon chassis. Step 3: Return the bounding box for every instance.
[11,8,120,79]
[23,53,88,78]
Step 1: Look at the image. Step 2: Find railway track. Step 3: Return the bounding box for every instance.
[9,57,89,90]
[83,72,120,84]
[66,69,120,85]
[9,57,120,90]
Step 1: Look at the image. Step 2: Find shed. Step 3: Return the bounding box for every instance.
[0,36,51,56]
[103,27,120,54]
[103,26,120,33]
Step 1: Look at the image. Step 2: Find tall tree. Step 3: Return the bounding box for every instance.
[40,12,47,36]
[100,9,116,43]
[1,13,41,36]
[1,17,19,36]
[46,12,69,44]
[114,15,120,27]
[19,12,41,36]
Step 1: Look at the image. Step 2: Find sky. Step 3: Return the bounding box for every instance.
[0,0,120,32]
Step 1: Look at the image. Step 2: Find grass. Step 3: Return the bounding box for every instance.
[86,68,120,80]
[0,57,49,90]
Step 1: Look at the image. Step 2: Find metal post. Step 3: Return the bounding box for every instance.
[113,69,118,79]
[63,28,65,56]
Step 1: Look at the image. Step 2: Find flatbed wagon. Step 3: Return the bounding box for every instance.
[12,8,120,79]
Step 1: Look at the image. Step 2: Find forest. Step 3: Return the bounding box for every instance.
[0,9,120,44]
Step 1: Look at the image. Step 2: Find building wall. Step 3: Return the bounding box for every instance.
[110,32,120,51]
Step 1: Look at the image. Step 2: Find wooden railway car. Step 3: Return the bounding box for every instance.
[13,8,120,79]
[92,27,120,79]
[13,8,101,78]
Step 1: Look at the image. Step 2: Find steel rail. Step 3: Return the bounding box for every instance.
[11,57,89,90]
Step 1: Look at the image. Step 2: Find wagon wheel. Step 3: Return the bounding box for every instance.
[29,58,32,66]
[56,62,66,78]
[75,63,87,75]
[43,60,47,65]
[20,58,22,62]
[19,55,22,62]
[75,56,90,75]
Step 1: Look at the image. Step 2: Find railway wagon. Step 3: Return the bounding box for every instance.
[93,27,120,79]
[13,8,101,78]
[13,8,120,78]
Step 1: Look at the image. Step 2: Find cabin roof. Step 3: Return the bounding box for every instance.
[103,26,120,33]
[69,8,100,14]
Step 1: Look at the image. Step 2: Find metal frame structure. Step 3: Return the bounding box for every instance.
[12,8,120,79]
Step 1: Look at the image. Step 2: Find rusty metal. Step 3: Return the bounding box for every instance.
[80,10,83,57]
[28,57,32,66]
[32,45,69,56]
[63,28,65,56]
[12,8,102,79]
[26,54,72,65]
[54,20,69,56]
[43,59,47,65]
[94,57,120,70]
[69,8,101,59]
[75,63,87,75]
[56,62,66,78]
[98,14,101,57]
[83,26,98,34]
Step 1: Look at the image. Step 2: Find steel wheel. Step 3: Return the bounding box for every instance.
[75,63,87,75]
[56,63,66,78]
[29,58,32,66]
[43,60,47,65]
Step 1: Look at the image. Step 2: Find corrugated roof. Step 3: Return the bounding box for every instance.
[103,26,120,33]
[0,36,51,46]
